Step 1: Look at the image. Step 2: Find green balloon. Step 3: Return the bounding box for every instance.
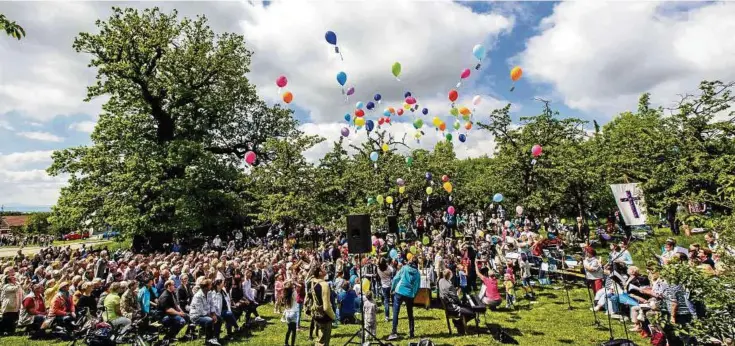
[392,62,402,78]
[413,118,423,129]
[453,120,461,130]
[450,107,459,116]
[376,195,384,204]
[462,114,471,121]
[367,197,375,205]
[445,133,453,141]
[405,157,413,167]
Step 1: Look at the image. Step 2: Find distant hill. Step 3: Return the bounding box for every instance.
[0,205,52,213]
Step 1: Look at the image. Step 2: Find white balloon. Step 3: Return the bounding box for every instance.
[516,205,524,215]
[472,95,482,105]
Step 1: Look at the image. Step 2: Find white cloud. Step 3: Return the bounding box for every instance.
[517,2,735,119]
[17,131,64,142]
[0,150,54,168]
[0,151,64,206]
[69,121,97,133]
[0,120,14,131]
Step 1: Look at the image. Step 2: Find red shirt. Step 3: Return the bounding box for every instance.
[23,294,46,314]
[481,277,501,301]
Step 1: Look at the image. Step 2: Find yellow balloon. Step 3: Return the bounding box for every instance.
[511,66,523,81]
[443,181,453,193]
[362,278,371,293]
[386,196,394,204]
[399,186,406,194]
[426,186,433,194]
[414,132,421,138]
[404,103,411,110]
[382,143,389,152]
[355,117,366,127]
[432,116,441,127]
[407,253,414,261]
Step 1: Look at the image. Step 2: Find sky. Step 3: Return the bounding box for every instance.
[0,0,734,210]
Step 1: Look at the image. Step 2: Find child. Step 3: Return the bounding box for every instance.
[518,254,535,299]
[281,281,298,346]
[457,264,469,297]
[504,273,515,309]
[363,291,377,341]
[274,274,284,315]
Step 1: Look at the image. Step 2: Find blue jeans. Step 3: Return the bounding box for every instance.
[391,293,414,336]
[381,287,391,319]
[161,315,185,339]
[219,311,238,334]
[193,316,216,340]
[296,303,303,327]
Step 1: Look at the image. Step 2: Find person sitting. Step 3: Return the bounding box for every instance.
[241,270,264,323]
[158,280,187,343]
[49,281,75,327]
[208,278,239,340]
[438,269,475,334]
[190,279,220,346]
[18,283,47,335]
[337,281,358,324]
[103,282,132,330]
[475,263,501,310]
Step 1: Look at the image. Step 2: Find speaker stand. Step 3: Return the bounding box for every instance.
[344,252,387,346]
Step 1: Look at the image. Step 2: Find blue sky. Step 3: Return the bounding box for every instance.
[1,1,733,209]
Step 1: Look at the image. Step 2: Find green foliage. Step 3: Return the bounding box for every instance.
[23,212,52,235]
[0,14,25,40]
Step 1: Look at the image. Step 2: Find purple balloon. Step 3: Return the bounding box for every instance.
[404,91,412,98]
[341,127,349,137]
[346,86,355,96]
[425,172,432,180]
[366,101,375,110]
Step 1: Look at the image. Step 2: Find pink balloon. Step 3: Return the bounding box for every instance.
[447,206,456,215]
[276,75,288,88]
[460,68,471,79]
[245,151,257,165]
[405,96,416,105]
[531,144,542,157]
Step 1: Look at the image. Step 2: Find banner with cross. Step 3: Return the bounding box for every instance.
[610,183,648,226]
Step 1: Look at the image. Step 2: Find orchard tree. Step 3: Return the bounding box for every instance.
[0,13,25,40]
[48,7,295,237]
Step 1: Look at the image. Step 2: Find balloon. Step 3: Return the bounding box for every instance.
[511,66,523,81]
[354,117,365,127]
[462,113,471,121]
[386,196,394,204]
[432,116,441,127]
[426,186,433,194]
[362,278,371,294]
[448,89,459,102]
[376,195,384,204]
[391,62,402,79]
[399,186,406,194]
[356,101,364,109]
[459,133,467,142]
[325,31,337,45]
[405,157,413,167]
[374,94,382,102]
[336,72,347,86]
[450,107,459,116]
[344,113,351,122]
[425,172,432,180]
[445,133,452,141]
[464,122,473,130]
[438,122,446,131]
[460,68,471,79]
[443,181,453,193]
[403,103,410,110]
[504,220,511,228]
[459,107,471,116]
[397,108,404,116]
[384,117,391,124]
[366,101,375,110]
[282,91,293,103]
[381,143,389,152]
[441,175,449,182]
[366,120,375,132]
[472,44,486,61]
[404,91,412,98]
[367,197,375,205]
[389,249,398,259]
[493,193,504,203]
[276,75,288,88]
[355,109,365,117]
[516,205,524,215]
[370,151,379,162]
[453,120,461,130]
[472,95,481,105]
[340,127,349,137]
[447,206,456,215]
[561,218,567,224]
[346,86,355,96]
[421,108,428,115]
[413,118,423,129]
[383,109,391,117]
[531,144,543,157]
[405,96,416,105]
[244,151,256,165]
[410,246,417,254]
[396,178,405,186]
[388,107,395,114]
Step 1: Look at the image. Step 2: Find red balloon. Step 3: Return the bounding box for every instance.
[355,109,365,117]
[378,117,385,125]
[448,89,458,102]
[442,175,449,182]
[385,117,391,124]
[405,96,416,105]
[397,108,404,116]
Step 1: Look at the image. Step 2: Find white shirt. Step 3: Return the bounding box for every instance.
[242,279,255,301]
[377,266,394,288]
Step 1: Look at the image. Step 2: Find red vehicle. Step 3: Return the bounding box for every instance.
[63,231,90,241]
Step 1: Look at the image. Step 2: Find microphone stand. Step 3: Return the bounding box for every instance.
[344,251,386,346]
[556,246,573,311]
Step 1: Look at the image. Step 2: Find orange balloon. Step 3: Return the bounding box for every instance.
[439,122,446,131]
[510,66,523,82]
[388,107,395,114]
[282,91,293,103]
[459,107,470,116]
[464,122,473,130]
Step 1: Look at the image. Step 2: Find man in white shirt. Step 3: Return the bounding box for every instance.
[241,270,264,323]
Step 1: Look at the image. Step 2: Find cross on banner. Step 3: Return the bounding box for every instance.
[619,190,641,218]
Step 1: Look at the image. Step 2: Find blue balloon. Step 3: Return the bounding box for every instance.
[325,31,337,45]
[366,101,375,110]
[374,94,382,102]
[421,108,428,115]
[473,44,486,61]
[404,91,412,98]
[425,172,432,180]
[389,249,398,260]
[493,193,504,203]
[356,101,364,109]
[459,134,467,142]
[366,120,375,132]
[383,110,391,117]
[336,71,347,86]
[344,113,351,122]
[370,151,379,162]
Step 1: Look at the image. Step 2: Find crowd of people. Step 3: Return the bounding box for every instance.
[0,234,54,248]
[0,207,730,346]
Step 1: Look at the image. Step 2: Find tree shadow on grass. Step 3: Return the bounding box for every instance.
[557,339,575,344]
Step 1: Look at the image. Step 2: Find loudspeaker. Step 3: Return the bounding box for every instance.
[387,216,398,234]
[347,214,371,254]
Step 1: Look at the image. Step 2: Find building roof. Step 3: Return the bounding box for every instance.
[1,215,28,228]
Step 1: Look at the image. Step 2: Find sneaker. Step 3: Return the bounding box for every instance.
[254,316,265,322]
[387,333,399,341]
[384,317,390,322]
[207,339,221,346]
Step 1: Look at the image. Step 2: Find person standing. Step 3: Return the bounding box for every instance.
[584,249,604,294]
[387,256,421,341]
[309,264,335,346]
[0,271,22,335]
